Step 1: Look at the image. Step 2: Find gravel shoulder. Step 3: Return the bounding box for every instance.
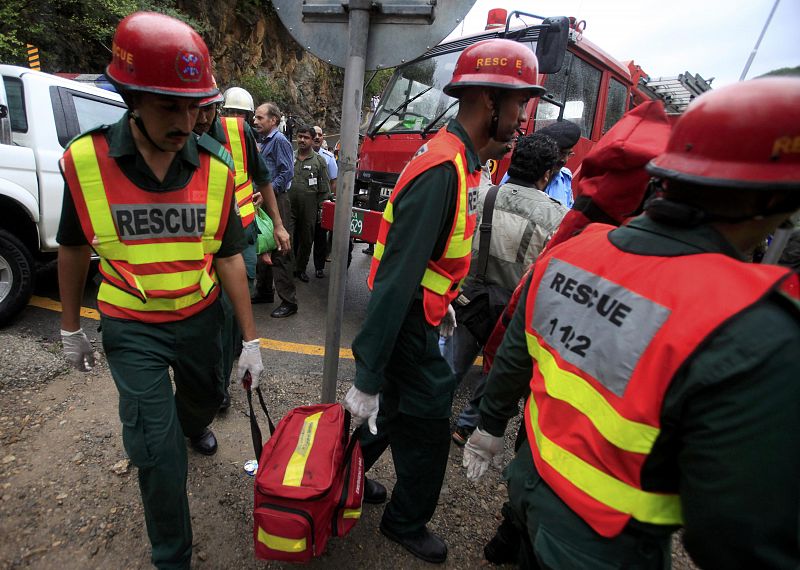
[0,331,697,569]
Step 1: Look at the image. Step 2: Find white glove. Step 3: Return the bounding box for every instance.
[439,305,457,338]
[343,385,379,435]
[238,339,264,390]
[61,329,96,372]
[462,427,504,481]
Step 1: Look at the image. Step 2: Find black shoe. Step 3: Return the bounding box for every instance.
[362,245,374,255]
[451,425,474,447]
[251,293,274,304]
[380,523,447,564]
[364,478,387,504]
[270,301,298,318]
[315,269,324,279]
[483,516,521,565]
[188,428,218,456]
[219,390,231,413]
[294,271,310,283]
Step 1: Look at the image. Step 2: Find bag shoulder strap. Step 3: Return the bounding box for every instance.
[476,184,501,281]
[247,384,275,460]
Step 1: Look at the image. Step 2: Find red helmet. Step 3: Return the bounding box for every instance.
[200,76,224,107]
[106,12,218,98]
[443,39,544,97]
[647,77,800,190]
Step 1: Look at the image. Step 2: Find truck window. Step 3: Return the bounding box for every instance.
[534,51,602,139]
[369,41,537,135]
[2,77,28,133]
[72,94,126,133]
[370,52,460,134]
[603,77,628,134]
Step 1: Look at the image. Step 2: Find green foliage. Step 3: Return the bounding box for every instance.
[757,66,800,78]
[364,68,394,101]
[0,0,206,72]
[236,73,289,108]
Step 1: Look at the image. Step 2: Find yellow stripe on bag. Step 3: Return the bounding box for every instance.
[282,412,323,487]
[257,526,307,553]
[343,508,362,519]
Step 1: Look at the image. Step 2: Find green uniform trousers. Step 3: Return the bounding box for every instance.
[223,227,255,393]
[101,300,225,570]
[505,439,671,569]
[290,188,320,275]
[219,290,241,392]
[359,304,456,536]
[257,191,296,304]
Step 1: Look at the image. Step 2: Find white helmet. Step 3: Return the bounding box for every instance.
[223,87,254,113]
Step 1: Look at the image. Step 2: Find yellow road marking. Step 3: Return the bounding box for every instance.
[28,295,354,359]
[27,296,483,366]
[30,295,101,321]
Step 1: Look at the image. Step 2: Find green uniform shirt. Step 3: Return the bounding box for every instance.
[291,149,330,204]
[57,113,246,258]
[479,215,800,568]
[352,120,482,395]
[206,118,272,186]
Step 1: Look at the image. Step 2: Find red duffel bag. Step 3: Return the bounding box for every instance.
[246,387,364,563]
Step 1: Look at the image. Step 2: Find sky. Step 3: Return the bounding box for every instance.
[445,0,799,87]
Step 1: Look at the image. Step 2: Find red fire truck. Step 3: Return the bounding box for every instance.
[322,9,711,243]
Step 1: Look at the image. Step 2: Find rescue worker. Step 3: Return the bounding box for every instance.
[342,39,545,564]
[221,86,255,124]
[56,13,265,569]
[463,78,800,569]
[193,85,289,411]
[290,124,330,282]
[312,125,337,278]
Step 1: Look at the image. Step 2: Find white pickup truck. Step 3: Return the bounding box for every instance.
[0,65,126,323]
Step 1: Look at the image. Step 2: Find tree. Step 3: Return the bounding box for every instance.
[0,0,205,73]
[236,73,289,109]
[757,65,800,78]
[364,68,394,103]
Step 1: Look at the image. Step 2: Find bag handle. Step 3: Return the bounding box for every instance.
[476,184,501,282]
[245,373,275,460]
[247,375,359,468]
[343,420,361,467]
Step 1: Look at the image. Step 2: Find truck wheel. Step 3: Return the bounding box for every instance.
[0,229,35,325]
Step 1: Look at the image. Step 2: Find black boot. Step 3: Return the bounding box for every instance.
[483,513,521,565]
[363,478,387,504]
[380,523,447,564]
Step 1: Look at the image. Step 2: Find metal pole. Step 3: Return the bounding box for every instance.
[739,0,780,81]
[321,0,371,403]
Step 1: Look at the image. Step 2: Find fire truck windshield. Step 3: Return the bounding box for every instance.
[369,40,540,137]
[368,51,461,135]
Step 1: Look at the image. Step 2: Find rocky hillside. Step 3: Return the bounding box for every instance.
[1,0,346,133]
[178,0,345,132]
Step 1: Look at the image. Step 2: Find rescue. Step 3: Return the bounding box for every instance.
[549,271,632,327]
[113,204,206,239]
[476,56,508,67]
[772,135,800,155]
[111,42,134,65]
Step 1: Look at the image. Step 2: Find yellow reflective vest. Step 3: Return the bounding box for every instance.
[367,128,481,326]
[61,129,235,323]
[220,116,256,228]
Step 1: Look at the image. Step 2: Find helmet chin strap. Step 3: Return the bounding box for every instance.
[488,91,502,139]
[130,110,169,153]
